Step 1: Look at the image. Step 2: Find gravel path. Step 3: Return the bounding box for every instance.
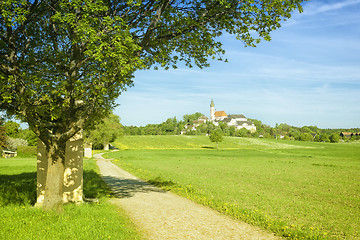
[95,153,281,240]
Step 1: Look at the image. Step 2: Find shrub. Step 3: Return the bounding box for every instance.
[329,133,339,143]
[185,130,197,135]
[19,129,37,146]
[235,128,251,137]
[17,146,37,157]
[320,134,330,142]
[92,142,104,150]
[282,135,290,140]
[6,138,28,151]
[299,133,313,141]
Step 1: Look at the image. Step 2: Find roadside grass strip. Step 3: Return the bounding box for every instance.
[0,203,142,240]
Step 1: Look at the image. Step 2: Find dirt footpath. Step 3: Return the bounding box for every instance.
[95,153,281,240]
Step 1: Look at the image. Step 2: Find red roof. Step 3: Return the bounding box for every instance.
[215,111,227,117]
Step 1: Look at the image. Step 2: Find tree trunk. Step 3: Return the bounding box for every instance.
[42,140,66,212]
[103,143,109,150]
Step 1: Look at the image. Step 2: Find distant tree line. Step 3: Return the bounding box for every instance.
[250,121,359,143]
[122,113,360,143]
[123,112,202,136]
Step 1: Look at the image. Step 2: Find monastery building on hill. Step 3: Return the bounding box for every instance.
[182,100,256,134]
[210,99,256,132]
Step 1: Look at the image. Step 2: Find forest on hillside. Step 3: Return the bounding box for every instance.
[123,113,360,143]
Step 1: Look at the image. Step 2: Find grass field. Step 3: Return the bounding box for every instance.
[113,135,310,150]
[0,156,142,240]
[108,136,360,239]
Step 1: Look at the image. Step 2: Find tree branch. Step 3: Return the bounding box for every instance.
[139,0,173,50]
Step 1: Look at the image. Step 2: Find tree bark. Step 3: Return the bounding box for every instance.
[42,140,66,212]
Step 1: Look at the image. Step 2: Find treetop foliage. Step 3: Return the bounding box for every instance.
[183,112,204,123]
[3,121,20,138]
[125,0,305,69]
[0,0,141,146]
[0,0,305,146]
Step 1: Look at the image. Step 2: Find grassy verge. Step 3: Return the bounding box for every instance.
[0,157,37,206]
[107,136,360,239]
[0,156,142,240]
[0,203,141,240]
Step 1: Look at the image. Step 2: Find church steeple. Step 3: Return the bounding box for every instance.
[210,99,215,121]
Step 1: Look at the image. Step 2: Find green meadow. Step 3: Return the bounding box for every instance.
[108,136,360,239]
[0,157,142,240]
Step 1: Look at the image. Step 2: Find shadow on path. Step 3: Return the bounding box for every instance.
[100,175,165,199]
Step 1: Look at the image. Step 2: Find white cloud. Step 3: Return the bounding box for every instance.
[284,0,360,29]
[302,0,360,15]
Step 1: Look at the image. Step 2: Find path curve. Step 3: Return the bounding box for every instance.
[95,153,281,240]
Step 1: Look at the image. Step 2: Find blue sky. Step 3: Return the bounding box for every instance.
[115,0,360,129]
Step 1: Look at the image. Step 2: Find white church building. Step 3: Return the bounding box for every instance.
[210,99,256,132]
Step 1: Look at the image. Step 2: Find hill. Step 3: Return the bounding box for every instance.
[113,135,320,150]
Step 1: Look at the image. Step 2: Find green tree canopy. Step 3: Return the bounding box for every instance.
[329,133,339,143]
[84,113,123,149]
[0,0,305,210]
[209,129,223,149]
[299,132,313,142]
[235,128,251,137]
[19,129,37,146]
[183,112,205,124]
[3,121,21,138]
[160,117,179,134]
[3,120,37,146]
[320,134,330,143]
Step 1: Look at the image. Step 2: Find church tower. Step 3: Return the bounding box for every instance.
[210,99,215,122]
